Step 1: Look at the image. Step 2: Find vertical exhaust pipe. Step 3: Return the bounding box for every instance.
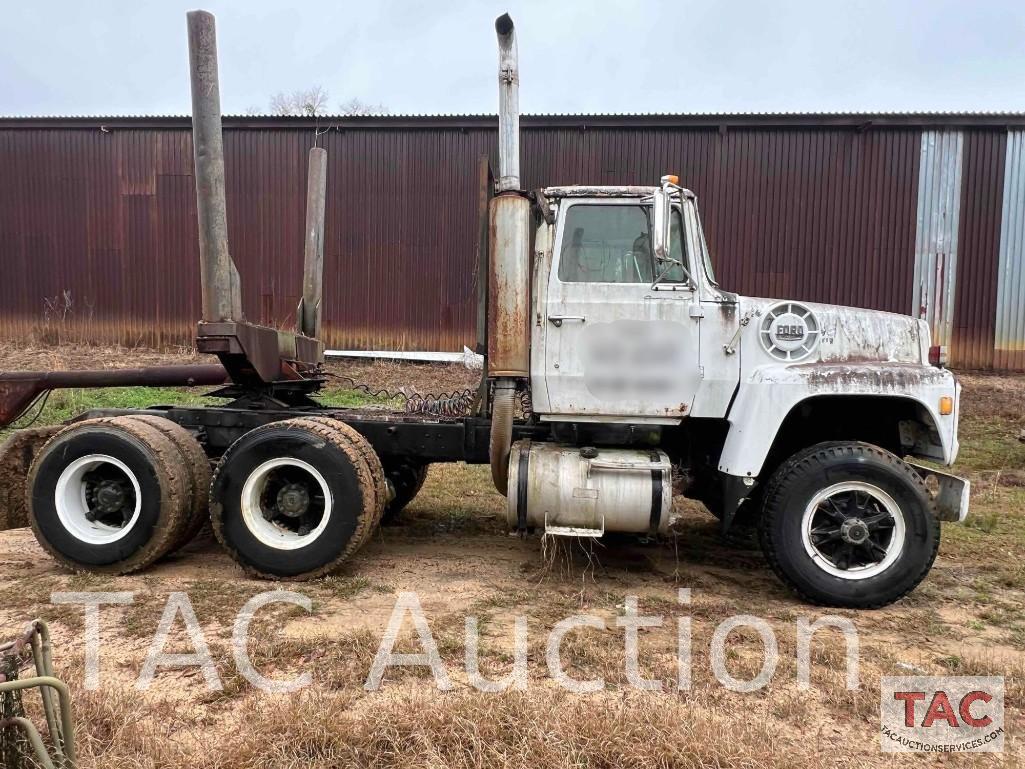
[488,13,530,495]
[494,13,520,192]
[187,10,243,322]
[300,147,328,338]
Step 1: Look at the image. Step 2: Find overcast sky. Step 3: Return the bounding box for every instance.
[3,0,1024,117]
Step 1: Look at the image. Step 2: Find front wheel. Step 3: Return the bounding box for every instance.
[758,441,939,608]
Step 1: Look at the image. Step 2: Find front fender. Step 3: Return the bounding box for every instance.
[717,363,960,479]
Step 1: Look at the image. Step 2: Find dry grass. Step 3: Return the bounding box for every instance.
[0,341,203,373]
[64,683,812,769]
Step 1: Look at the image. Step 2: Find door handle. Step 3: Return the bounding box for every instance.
[548,315,585,327]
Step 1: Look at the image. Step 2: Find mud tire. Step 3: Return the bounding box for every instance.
[27,417,189,574]
[300,417,388,533]
[210,417,382,579]
[381,463,429,524]
[131,415,212,551]
[0,426,62,531]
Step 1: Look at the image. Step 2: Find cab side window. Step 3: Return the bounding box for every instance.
[656,208,690,284]
[558,205,654,283]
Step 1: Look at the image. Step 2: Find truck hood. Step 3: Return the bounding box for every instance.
[736,296,929,366]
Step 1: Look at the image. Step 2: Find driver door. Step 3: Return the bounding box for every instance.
[542,199,702,420]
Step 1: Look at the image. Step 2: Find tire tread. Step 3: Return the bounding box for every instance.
[27,417,188,575]
[758,441,940,609]
[209,417,381,580]
[130,415,212,552]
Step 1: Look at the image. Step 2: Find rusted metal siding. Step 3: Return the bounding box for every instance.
[995,130,1025,370]
[0,125,493,352]
[952,131,1006,369]
[0,114,1021,369]
[523,126,922,314]
[0,128,201,348]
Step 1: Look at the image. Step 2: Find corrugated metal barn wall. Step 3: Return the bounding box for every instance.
[995,130,1025,370]
[0,117,1022,368]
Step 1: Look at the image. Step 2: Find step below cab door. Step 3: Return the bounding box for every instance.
[541,198,702,420]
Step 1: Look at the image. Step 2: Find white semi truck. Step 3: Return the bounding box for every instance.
[0,12,968,608]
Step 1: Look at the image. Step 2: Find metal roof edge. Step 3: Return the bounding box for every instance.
[2,112,1024,130]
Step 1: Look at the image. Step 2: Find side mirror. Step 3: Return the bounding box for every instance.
[651,187,670,263]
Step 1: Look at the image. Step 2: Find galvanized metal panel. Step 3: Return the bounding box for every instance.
[913,130,964,348]
[995,130,1025,370]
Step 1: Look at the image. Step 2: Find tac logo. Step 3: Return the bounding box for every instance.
[880,676,1004,753]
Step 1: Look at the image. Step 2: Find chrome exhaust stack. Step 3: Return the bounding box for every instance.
[488,13,531,494]
[494,13,520,192]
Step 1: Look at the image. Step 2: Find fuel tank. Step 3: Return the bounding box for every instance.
[506,441,673,536]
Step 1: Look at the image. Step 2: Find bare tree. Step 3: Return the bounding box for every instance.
[338,97,389,116]
[265,88,388,117]
[269,86,331,116]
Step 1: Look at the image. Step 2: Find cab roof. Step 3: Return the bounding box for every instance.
[542,185,696,199]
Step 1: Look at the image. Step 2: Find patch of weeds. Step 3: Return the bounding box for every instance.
[314,575,372,600]
[314,389,403,409]
[32,386,216,428]
[965,511,1000,534]
[1006,625,1025,651]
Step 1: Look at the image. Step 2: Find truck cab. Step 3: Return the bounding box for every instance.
[530,178,960,484]
[508,176,967,608]
[530,182,738,423]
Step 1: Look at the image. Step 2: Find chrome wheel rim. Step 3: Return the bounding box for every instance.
[801,481,905,580]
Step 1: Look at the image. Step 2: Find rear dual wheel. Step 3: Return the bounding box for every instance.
[130,415,212,550]
[27,415,205,574]
[209,417,385,579]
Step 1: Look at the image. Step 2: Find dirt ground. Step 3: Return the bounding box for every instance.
[1,342,1024,767]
